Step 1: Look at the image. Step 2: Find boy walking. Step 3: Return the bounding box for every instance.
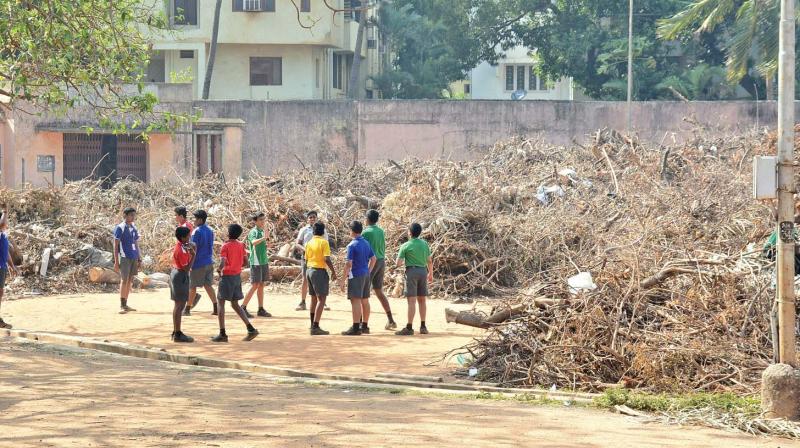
[113,207,141,314]
[0,211,18,329]
[395,223,433,336]
[170,226,196,343]
[362,209,397,330]
[295,211,330,311]
[212,224,259,342]
[186,210,217,316]
[242,212,271,318]
[305,222,337,335]
[340,221,376,336]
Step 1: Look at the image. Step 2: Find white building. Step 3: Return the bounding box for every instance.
[468,46,574,100]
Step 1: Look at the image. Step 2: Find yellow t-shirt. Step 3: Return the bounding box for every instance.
[305,236,331,269]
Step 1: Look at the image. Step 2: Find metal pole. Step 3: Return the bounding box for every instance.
[776,0,797,367]
[627,0,634,132]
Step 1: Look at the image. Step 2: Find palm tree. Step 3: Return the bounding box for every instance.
[202,0,223,100]
[657,0,787,97]
[347,1,369,99]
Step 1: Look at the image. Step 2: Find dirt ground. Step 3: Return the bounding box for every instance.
[1,286,484,378]
[0,339,792,448]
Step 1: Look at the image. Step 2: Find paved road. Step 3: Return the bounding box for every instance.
[0,339,791,448]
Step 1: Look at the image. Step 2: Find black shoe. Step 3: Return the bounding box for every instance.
[210,333,228,343]
[420,326,429,335]
[183,307,191,316]
[395,327,414,336]
[310,327,330,336]
[385,321,397,330]
[211,307,218,316]
[342,327,362,336]
[194,293,202,305]
[257,308,272,317]
[360,326,370,335]
[243,308,254,319]
[0,318,11,329]
[296,302,307,311]
[324,304,331,311]
[173,332,194,343]
[243,329,259,341]
[120,305,136,313]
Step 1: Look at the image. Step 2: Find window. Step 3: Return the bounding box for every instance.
[232,0,275,12]
[505,66,514,91]
[333,54,343,89]
[179,50,195,59]
[529,69,537,91]
[344,0,361,21]
[146,51,166,82]
[250,57,282,85]
[464,83,471,94]
[367,39,376,49]
[539,75,549,91]
[301,0,311,12]
[517,66,526,90]
[172,0,198,25]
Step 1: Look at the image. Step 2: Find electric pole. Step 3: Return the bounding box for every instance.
[627,0,634,132]
[776,0,797,367]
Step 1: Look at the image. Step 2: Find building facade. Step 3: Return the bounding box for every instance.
[469,46,574,101]
[148,0,384,100]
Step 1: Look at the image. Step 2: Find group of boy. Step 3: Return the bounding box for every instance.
[110,205,434,341]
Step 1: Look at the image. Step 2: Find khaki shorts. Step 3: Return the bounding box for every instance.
[119,257,138,282]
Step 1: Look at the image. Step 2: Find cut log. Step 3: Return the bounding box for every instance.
[89,267,120,284]
[446,299,559,329]
[270,265,301,281]
[271,255,301,266]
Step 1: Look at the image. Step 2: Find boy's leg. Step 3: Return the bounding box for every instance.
[204,283,218,314]
[314,295,327,323]
[173,300,185,333]
[231,300,259,340]
[361,299,371,326]
[242,283,258,308]
[349,298,362,324]
[0,286,9,329]
[216,298,225,330]
[257,282,265,308]
[374,288,394,320]
[417,296,427,323]
[406,296,417,326]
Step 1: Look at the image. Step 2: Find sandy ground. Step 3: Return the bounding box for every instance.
[0,339,792,448]
[1,286,484,378]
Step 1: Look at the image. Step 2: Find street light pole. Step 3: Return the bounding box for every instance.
[627,0,634,132]
[776,0,797,367]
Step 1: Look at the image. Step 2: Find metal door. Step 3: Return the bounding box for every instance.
[116,135,147,181]
[63,134,102,181]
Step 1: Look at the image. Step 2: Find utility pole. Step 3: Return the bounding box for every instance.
[776,0,797,367]
[626,0,634,132]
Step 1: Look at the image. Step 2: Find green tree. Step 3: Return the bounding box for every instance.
[1,0,192,133]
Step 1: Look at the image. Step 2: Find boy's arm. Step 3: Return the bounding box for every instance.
[113,239,121,272]
[184,247,196,272]
[368,255,377,273]
[217,257,227,275]
[427,257,433,282]
[340,260,352,289]
[7,242,16,275]
[325,256,337,281]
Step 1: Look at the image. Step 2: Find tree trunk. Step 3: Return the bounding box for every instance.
[766,75,774,101]
[202,0,223,100]
[89,267,120,284]
[347,3,368,99]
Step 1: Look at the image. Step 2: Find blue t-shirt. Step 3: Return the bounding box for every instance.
[113,222,140,259]
[191,224,214,268]
[0,232,9,269]
[346,236,374,278]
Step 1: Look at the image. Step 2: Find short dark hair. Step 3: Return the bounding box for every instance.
[409,222,422,238]
[123,207,136,216]
[174,206,188,218]
[366,209,379,224]
[193,209,208,223]
[306,210,318,218]
[313,222,325,236]
[350,220,363,234]
[228,223,243,240]
[175,226,191,240]
[251,212,265,222]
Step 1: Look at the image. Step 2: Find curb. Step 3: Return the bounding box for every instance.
[4,328,597,404]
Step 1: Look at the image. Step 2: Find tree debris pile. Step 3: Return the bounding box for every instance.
[0,129,779,395]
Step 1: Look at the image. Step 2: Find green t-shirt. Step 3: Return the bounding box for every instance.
[247,227,269,266]
[362,225,386,260]
[397,237,431,268]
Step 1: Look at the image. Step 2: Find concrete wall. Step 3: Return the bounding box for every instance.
[195,99,777,174]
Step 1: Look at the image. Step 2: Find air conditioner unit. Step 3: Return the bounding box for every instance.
[243,0,262,11]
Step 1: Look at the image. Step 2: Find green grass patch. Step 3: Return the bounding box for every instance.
[594,388,761,417]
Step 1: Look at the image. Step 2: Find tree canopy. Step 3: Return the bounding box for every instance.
[0,0,191,133]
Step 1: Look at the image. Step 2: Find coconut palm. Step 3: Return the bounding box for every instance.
[657,0,790,96]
